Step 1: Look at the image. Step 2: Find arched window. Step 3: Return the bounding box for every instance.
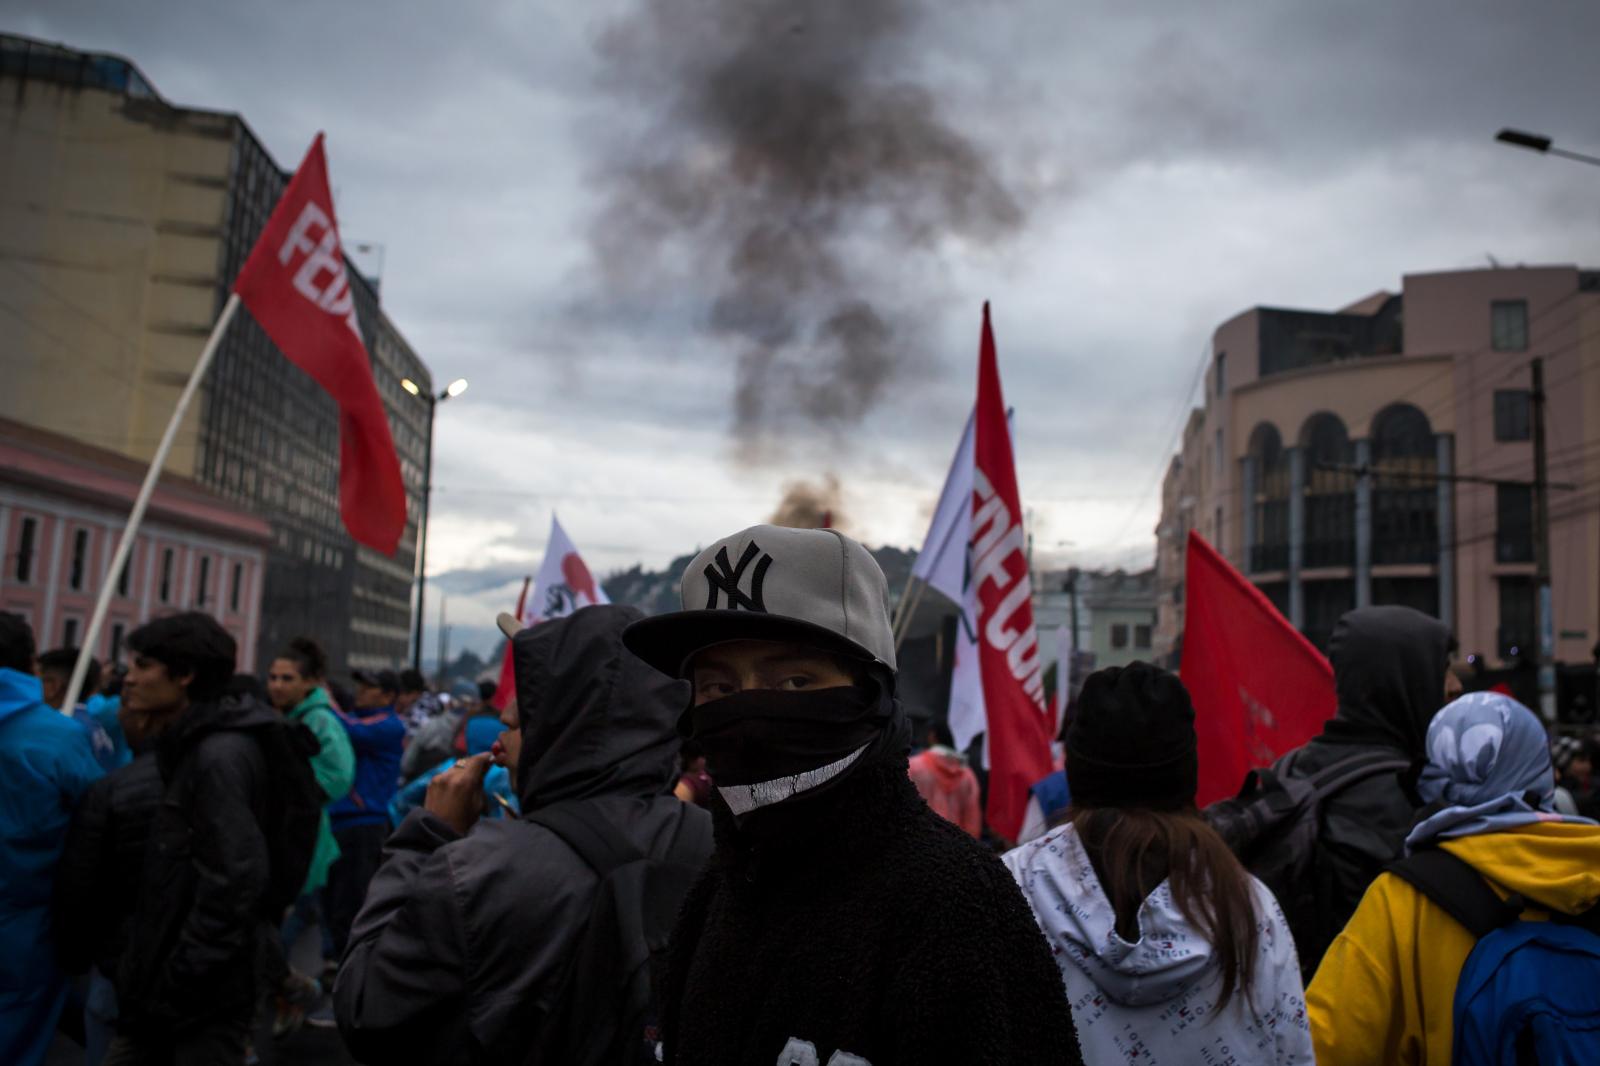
[1370,404,1438,565]
[1248,423,1288,572]
[1299,413,1355,568]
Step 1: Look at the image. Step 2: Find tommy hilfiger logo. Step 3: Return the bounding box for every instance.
[704,542,771,611]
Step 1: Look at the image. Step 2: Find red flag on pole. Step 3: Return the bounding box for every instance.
[490,576,532,711]
[1181,531,1337,807]
[970,303,1053,840]
[233,134,406,555]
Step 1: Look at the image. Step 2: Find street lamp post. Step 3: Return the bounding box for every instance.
[1495,128,1600,168]
[403,376,468,673]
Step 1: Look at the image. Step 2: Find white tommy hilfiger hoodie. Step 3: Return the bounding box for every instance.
[1003,824,1315,1066]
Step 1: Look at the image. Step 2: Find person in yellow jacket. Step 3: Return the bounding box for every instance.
[1307,691,1600,1065]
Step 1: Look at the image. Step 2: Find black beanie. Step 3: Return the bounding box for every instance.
[1067,661,1198,811]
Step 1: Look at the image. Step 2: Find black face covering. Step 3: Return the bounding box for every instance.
[684,685,889,787]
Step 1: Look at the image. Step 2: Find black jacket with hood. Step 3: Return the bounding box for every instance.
[115,696,278,1032]
[1274,604,1452,971]
[660,726,1083,1065]
[334,605,712,1066]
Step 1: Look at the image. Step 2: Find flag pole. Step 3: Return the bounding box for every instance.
[892,576,929,653]
[60,293,242,715]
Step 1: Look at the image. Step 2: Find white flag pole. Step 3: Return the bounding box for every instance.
[59,294,242,715]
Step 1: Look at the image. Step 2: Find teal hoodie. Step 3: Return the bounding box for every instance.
[285,687,356,895]
[0,667,103,1066]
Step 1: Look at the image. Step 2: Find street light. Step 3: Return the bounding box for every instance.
[1495,128,1600,168]
[402,375,470,670]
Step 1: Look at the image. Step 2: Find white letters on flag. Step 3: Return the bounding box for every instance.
[523,514,610,626]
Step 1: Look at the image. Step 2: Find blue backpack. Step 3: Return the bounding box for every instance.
[1390,847,1600,1065]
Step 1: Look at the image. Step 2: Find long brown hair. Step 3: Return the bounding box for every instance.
[1070,806,1261,1011]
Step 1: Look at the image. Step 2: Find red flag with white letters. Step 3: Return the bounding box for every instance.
[233,134,406,555]
[970,303,1053,841]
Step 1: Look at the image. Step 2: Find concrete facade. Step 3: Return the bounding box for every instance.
[0,35,433,675]
[0,418,270,669]
[1034,567,1158,672]
[1156,265,1600,679]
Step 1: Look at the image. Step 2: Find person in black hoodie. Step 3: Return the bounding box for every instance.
[104,612,281,1065]
[1270,604,1456,976]
[623,524,1082,1066]
[333,604,713,1065]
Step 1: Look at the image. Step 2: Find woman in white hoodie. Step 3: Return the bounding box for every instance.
[1004,662,1314,1065]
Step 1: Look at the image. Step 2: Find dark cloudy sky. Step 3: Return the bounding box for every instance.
[9,0,1599,659]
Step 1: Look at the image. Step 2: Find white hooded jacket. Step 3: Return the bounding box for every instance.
[1003,823,1314,1065]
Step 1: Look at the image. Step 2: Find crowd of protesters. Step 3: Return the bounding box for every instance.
[5,524,1600,1065]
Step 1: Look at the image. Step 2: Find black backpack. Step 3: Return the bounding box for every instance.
[521,802,711,1066]
[246,718,326,917]
[1204,749,1408,979]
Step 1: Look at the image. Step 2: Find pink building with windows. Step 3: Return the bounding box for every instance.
[0,419,271,670]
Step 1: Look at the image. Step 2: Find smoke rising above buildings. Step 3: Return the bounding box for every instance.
[590,0,1023,455]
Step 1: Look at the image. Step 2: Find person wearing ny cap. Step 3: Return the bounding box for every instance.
[623,524,1082,1066]
[1004,662,1315,1065]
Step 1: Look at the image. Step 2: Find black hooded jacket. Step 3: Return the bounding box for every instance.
[1274,604,1452,970]
[115,696,278,1032]
[661,739,1083,1065]
[334,605,712,1065]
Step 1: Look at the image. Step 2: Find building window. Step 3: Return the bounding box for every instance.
[1493,390,1531,442]
[1215,351,1227,397]
[1135,624,1153,649]
[1111,624,1129,649]
[1496,484,1534,564]
[1371,404,1438,565]
[197,556,210,608]
[230,562,243,612]
[1214,429,1223,479]
[110,623,125,664]
[117,550,132,598]
[1491,300,1528,351]
[15,516,37,583]
[62,617,79,648]
[160,549,174,603]
[69,529,89,590]
[1498,577,1535,659]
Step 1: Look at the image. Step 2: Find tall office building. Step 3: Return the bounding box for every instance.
[0,34,432,674]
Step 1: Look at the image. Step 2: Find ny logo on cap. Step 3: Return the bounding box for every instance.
[704,542,771,611]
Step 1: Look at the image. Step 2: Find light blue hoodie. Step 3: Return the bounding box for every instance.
[0,667,104,1066]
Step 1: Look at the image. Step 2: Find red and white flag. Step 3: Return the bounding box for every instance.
[1181,531,1337,806]
[969,303,1053,840]
[490,515,610,709]
[233,134,406,555]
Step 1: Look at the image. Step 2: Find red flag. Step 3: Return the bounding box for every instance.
[490,576,532,711]
[233,134,406,555]
[1181,531,1337,807]
[970,303,1053,840]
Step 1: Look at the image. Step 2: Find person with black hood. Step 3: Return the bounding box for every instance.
[622,524,1082,1066]
[1263,603,1456,976]
[103,612,312,1065]
[333,604,712,1065]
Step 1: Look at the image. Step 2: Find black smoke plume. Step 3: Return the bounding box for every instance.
[768,475,847,530]
[590,0,1022,455]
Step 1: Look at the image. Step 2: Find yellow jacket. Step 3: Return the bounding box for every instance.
[1307,821,1600,1066]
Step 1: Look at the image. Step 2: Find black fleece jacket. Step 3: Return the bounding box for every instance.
[1275,604,1452,971]
[662,758,1083,1066]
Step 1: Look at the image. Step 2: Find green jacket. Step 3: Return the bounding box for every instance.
[287,687,357,894]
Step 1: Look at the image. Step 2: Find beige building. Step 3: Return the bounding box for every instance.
[0,35,433,673]
[1156,265,1600,688]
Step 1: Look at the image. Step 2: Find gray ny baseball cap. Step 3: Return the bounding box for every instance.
[622,524,897,677]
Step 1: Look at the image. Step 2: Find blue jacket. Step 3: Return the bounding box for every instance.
[330,706,405,831]
[387,759,518,827]
[0,668,104,1066]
